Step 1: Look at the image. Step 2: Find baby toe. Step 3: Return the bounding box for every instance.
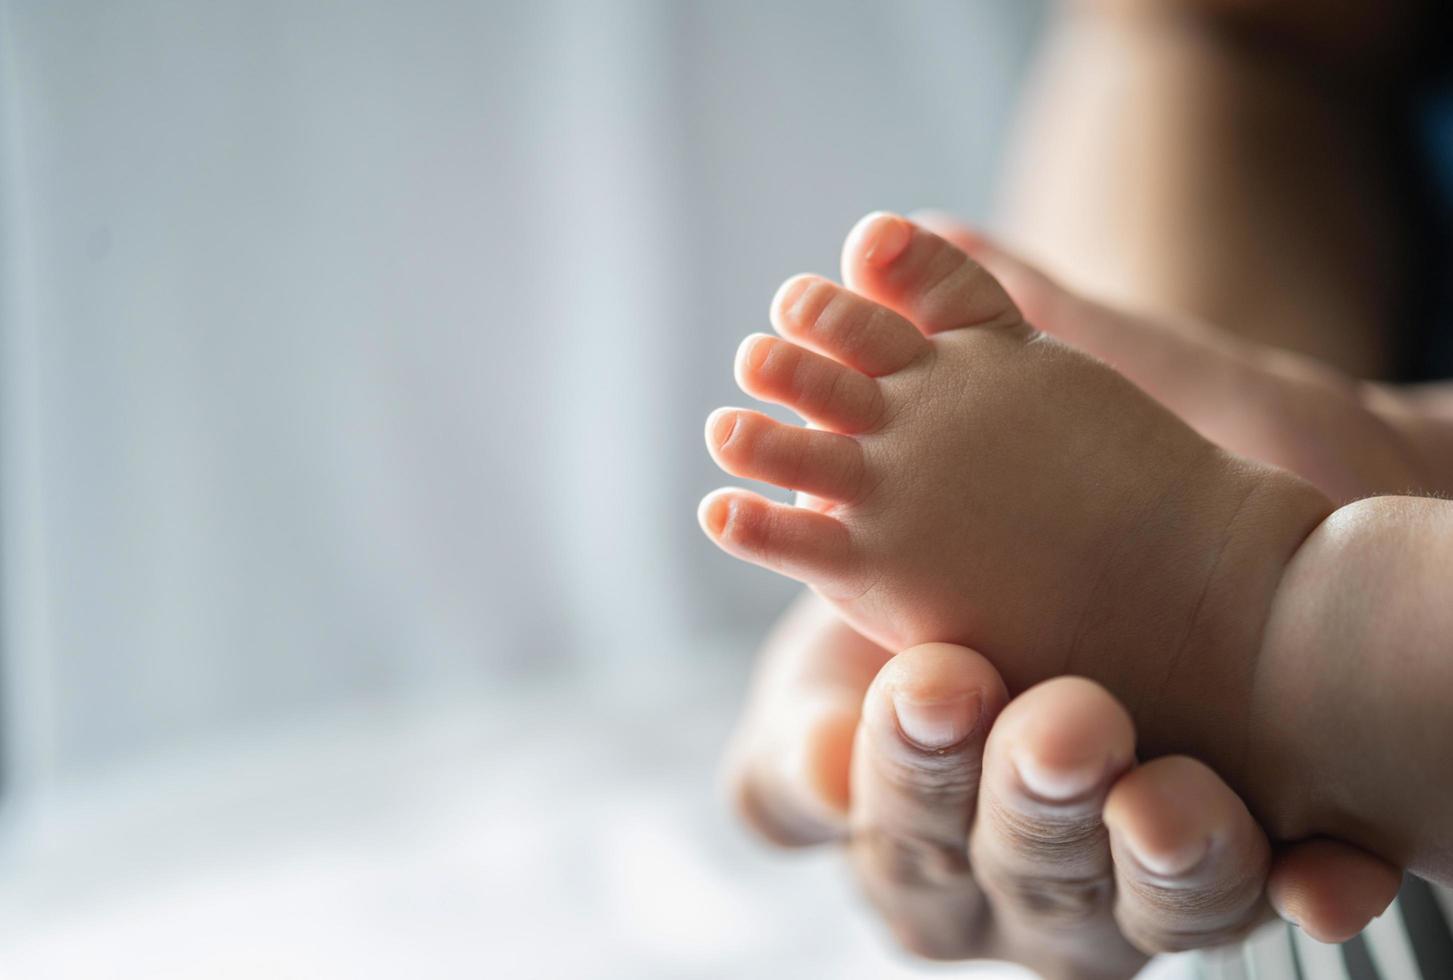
[735,334,886,434]
[841,212,1021,337]
[771,274,928,378]
[698,489,864,593]
[706,408,867,503]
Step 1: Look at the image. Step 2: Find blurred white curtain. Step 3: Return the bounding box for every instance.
[0,0,1043,790]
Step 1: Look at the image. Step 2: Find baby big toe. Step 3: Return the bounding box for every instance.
[841,212,1021,336]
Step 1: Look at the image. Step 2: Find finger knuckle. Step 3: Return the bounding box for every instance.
[891,920,985,962]
[985,796,1107,865]
[729,763,845,849]
[979,863,1115,929]
[968,802,1115,927]
[854,825,970,889]
[878,751,981,804]
[730,773,807,848]
[1120,917,1259,956]
[1115,880,1266,954]
[865,887,993,962]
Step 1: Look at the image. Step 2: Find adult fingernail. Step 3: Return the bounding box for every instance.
[1118,828,1211,878]
[892,690,980,751]
[698,493,731,537]
[1013,750,1106,803]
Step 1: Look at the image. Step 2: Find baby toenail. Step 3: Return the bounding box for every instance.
[708,409,740,449]
[773,276,814,324]
[859,213,911,268]
[738,334,773,374]
[700,495,731,537]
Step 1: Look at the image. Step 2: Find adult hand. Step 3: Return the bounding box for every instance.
[723,592,1402,978]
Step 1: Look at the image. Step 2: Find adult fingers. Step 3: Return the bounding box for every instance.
[968,677,1145,978]
[848,643,1009,959]
[1268,837,1403,943]
[1103,756,1273,954]
[722,591,890,846]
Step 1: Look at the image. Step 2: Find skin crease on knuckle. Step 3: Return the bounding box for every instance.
[854,824,973,890]
[1119,912,1264,957]
[970,796,1117,929]
[852,659,996,894]
[979,859,1115,930]
[1115,869,1269,954]
[874,749,982,809]
[857,729,984,845]
[985,801,1108,872]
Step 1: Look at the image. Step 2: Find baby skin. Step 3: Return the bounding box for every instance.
[701,213,1453,881]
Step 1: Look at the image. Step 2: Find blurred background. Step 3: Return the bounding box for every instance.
[0,1,1049,975]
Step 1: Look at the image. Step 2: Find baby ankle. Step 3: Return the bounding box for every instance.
[1130,458,1333,783]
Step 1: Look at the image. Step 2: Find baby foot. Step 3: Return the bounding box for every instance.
[701,214,1331,769]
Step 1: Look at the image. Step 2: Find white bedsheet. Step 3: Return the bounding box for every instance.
[0,652,1045,979]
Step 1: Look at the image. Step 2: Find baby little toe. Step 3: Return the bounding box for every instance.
[698,489,865,594]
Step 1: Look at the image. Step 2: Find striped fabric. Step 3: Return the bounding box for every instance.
[1187,878,1453,980]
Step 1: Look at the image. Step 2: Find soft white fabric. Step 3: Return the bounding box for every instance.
[0,654,1051,978]
[0,0,1043,782]
[0,3,1053,973]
